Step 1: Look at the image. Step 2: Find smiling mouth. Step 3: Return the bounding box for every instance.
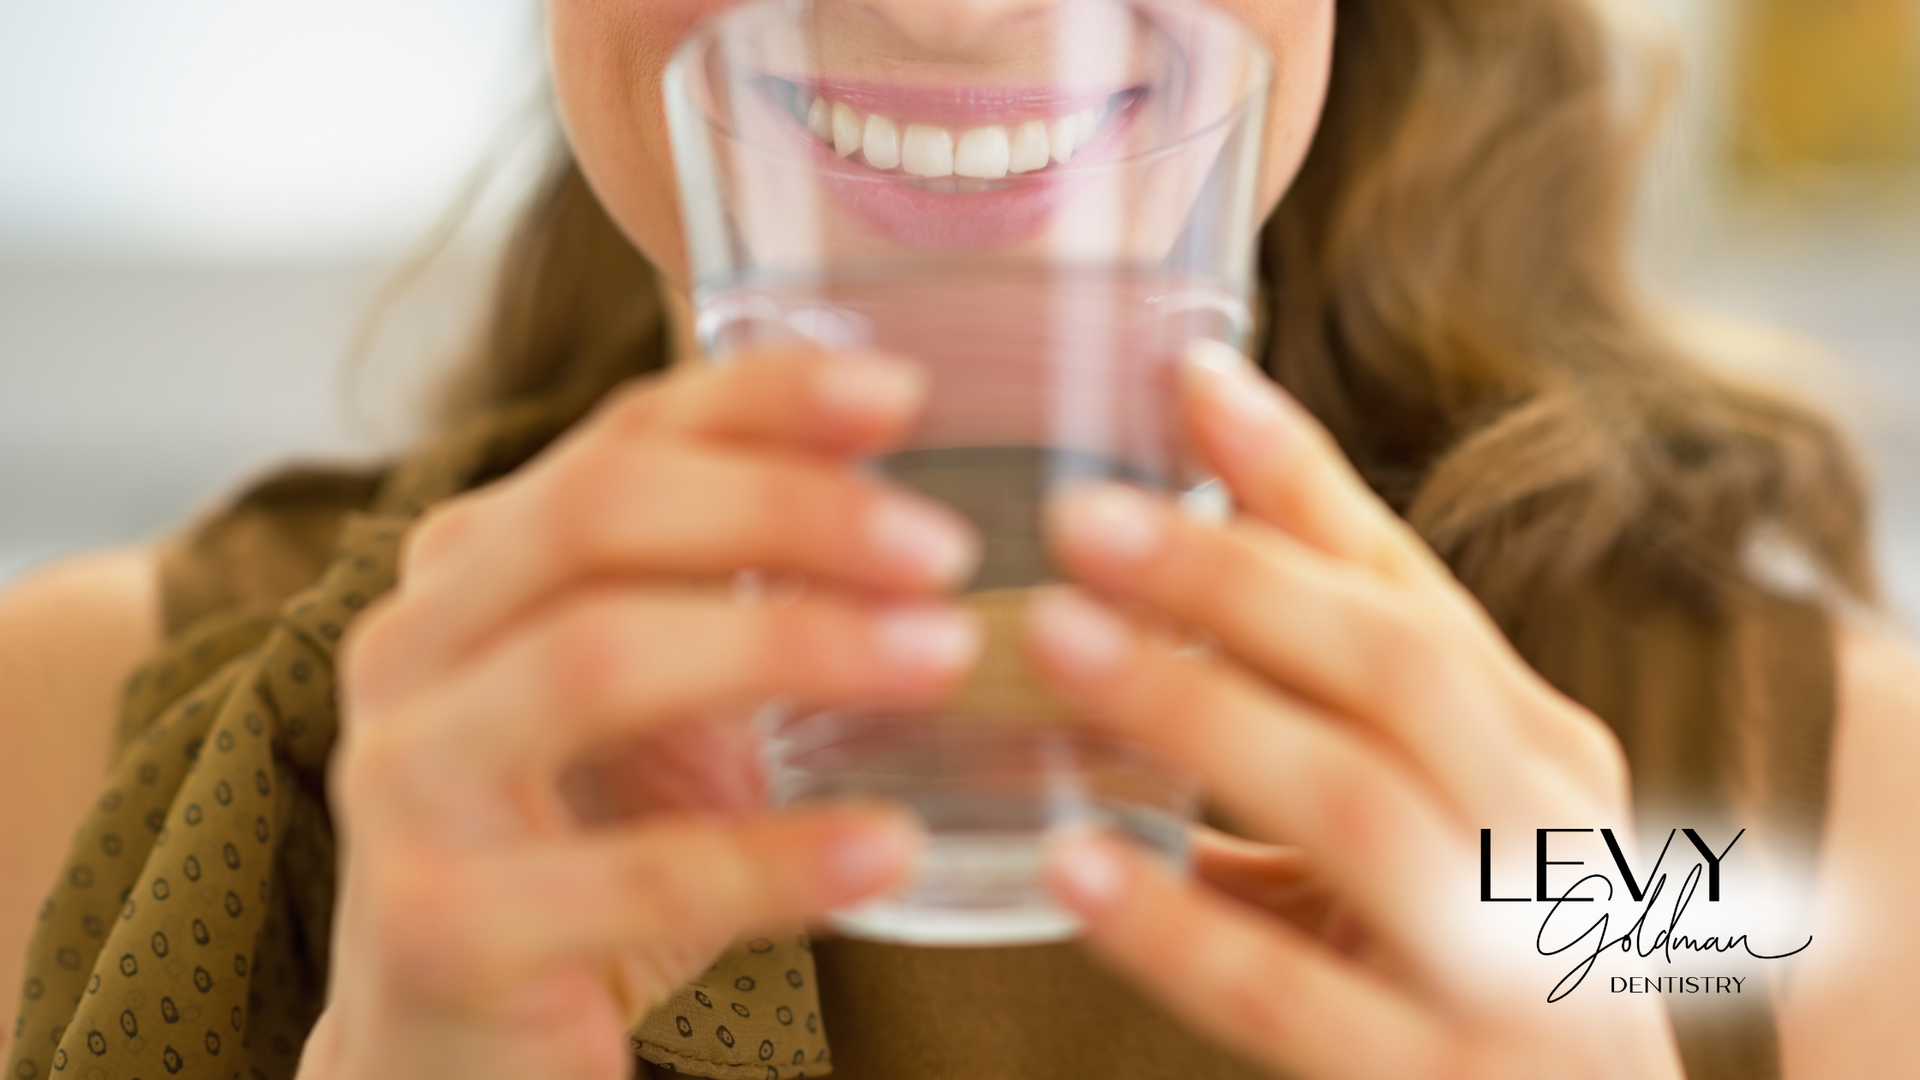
[763,77,1146,194]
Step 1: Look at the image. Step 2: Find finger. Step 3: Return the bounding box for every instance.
[558,719,768,823]
[1049,831,1451,1080]
[1025,586,1475,981]
[1190,830,1329,925]
[374,806,918,1008]
[356,443,979,712]
[1181,340,1447,587]
[1190,834,1371,955]
[604,346,929,456]
[1192,828,1312,885]
[1047,484,1527,818]
[1182,345,1587,763]
[345,590,981,831]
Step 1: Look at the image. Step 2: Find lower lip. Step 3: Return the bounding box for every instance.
[755,85,1144,252]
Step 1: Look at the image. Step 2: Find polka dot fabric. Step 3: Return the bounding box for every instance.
[631,934,830,1079]
[6,516,398,1080]
[7,395,832,1080]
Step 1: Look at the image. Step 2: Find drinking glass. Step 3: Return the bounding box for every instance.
[665,0,1271,945]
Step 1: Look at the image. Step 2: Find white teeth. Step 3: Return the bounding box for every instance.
[902,123,955,178]
[1050,116,1077,165]
[1074,108,1099,149]
[798,88,1113,179]
[954,126,1010,180]
[832,102,862,157]
[806,96,832,142]
[1009,120,1050,174]
[862,114,901,171]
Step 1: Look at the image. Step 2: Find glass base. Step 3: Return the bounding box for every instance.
[830,896,1083,947]
[769,716,1198,947]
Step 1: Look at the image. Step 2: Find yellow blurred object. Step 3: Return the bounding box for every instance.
[947,589,1077,722]
[1732,0,1920,173]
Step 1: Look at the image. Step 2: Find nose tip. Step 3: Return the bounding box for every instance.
[855,0,1060,50]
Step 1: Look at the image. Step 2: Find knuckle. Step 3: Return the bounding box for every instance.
[748,464,859,569]
[1373,589,1438,663]
[328,724,418,827]
[535,444,630,565]
[364,849,491,997]
[621,854,701,935]
[1130,648,1216,729]
[1355,588,1450,716]
[1428,1034,1498,1080]
[626,827,751,936]
[1308,748,1402,862]
[336,598,403,712]
[537,597,642,718]
[538,441,692,571]
[598,376,668,436]
[817,474,879,547]
[1166,521,1255,615]
[1085,644,1232,761]
[747,462,820,534]
[757,601,856,691]
[401,498,479,580]
[1205,946,1298,1047]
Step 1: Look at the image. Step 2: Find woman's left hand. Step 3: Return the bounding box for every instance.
[1026,342,1684,1080]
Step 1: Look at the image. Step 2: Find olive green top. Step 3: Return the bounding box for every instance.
[8,392,1835,1080]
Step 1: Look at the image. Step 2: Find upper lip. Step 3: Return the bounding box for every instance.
[781,76,1135,127]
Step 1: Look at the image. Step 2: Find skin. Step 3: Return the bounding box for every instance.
[0,552,155,1050]
[549,0,1333,289]
[3,2,1917,1078]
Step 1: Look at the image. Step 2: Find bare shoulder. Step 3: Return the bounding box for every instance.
[1828,616,1920,846]
[1778,614,1920,1079]
[1836,616,1920,733]
[0,549,160,729]
[0,548,160,1060]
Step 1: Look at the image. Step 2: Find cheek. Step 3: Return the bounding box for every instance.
[548,0,724,286]
[1215,0,1336,216]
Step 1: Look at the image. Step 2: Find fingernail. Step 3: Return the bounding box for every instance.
[869,498,979,584]
[1028,588,1130,678]
[815,356,925,423]
[827,812,921,892]
[1183,339,1289,433]
[1052,482,1164,564]
[874,603,981,673]
[1049,830,1127,910]
[1186,337,1257,379]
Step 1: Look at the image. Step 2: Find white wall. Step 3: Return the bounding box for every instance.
[0,0,543,263]
[0,0,544,580]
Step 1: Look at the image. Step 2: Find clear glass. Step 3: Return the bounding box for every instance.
[665,0,1271,944]
[769,717,1200,945]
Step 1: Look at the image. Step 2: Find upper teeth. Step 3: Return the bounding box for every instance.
[863,114,901,170]
[797,92,1107,180]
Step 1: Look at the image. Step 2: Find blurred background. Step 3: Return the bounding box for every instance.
[2,0,1917,618]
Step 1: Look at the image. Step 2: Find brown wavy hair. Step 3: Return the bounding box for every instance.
[435,0,1877,625]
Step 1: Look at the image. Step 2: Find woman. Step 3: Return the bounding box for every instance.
[4,1,1917,1078]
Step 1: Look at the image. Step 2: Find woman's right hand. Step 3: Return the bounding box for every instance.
[302,348,982,1080]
